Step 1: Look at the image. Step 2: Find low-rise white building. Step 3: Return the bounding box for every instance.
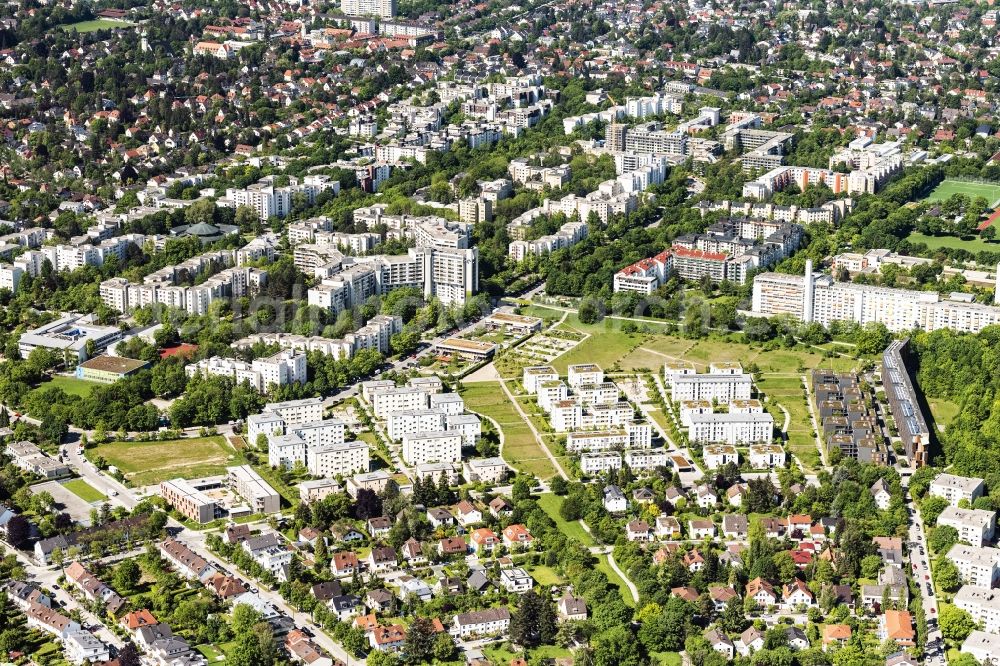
[931,474,985,507]
[401,430,463,465]
[939,506,996,548]
[947,543,1000,588]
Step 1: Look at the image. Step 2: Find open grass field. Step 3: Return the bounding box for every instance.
[57,18,135,32]
[536,493,597,546]
[924,179,1000,205]
[38,375,102,397]
[528,564,566,586]
[757,374,821,470]
[624,336,860,375]
[484,645,571,665]
[62,478,107,503]
[928,398,960,427]
[87,436,237,486]
[595,554,636,607]
[461,382,558,479]
[906,231,998,254]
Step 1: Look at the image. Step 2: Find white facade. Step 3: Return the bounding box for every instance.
[308,441,370,477]
[688,412,774,445]
[401,430,463,465]
[931,474,986,507]
[947,544,1000,589]
[388,409,447,441]
[371,387,430,419]
[672,374,753,403]
[939,506,996,548]
[955,586,1000,633]
[703,445,739,469]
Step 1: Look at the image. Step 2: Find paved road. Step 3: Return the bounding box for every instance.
[3,544,125,649]
[901,476,945,665]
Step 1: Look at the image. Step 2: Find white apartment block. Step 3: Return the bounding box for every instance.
[585,402,634,429]
[679,400,713,427]
[401,430,463,465]
[955,586,1000,633]
[627,421,653,448]
[551,401,583,432]
[963,630,1000,663]
[446,414,481,446]
[430,393,464,415]
[624,448,670,470]
[308,441,369,478]
[523,366,558,393]
[308,246,479,310]
[672,374,753,403]
[947,543,1000,589]
[568,364,604,388]
[341,0,396,18]
[575,382,621,407]
[371,387,431,419]
[931,474,986,507]
[688,412,774,445]
[289,419,346,449]
[185,351,306,393]
[939,506,996,548]
[247,412,287,445]
[388,409,447,441]
[704,445,739,470]
[268,433,308,469]
[262,397,324,426]
[581,452,623,474]
[566,430,628,453]
[752,260,1000,334]
[749,443,787,468]
[537,380,569,413]
[463,457,508,483]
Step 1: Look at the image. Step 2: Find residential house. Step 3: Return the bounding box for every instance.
[557,592,587,622]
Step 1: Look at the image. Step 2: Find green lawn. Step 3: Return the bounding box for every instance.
[758,374,821,470]
[923,179,1000,205]
[87,436,238,486]
[929,398,960,427]
[196,644,227,663]
[63,478,107,503]
[528,564,566,586]
[37,375,102,397]
[652,652,683,666]
[595,554,636,607]
[57,18,135,32]
[537,493,597,546]
[906,231,998,254]
[484,644,571,664]
[461,382,558,479]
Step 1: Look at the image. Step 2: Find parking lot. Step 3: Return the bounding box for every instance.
[31,479,100,526]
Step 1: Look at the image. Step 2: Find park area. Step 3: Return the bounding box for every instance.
[37,375,101,397]
[460,381,561,480]
[86,436,238,486]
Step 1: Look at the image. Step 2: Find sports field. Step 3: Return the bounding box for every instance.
[905,231,997,254]
[57,19,135,33]
[924,179,1000,206]
[87,436,238,486]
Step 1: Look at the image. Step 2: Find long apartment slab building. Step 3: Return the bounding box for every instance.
[99,247,268,315]
[233,314,402,361]
[751,260,1000,334]
[614,217,803,291]
[881,339,930,466]
[185,351,306,393]
[664,361,753,403]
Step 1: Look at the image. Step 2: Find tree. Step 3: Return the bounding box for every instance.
[940,604,977,642]
[719,596,747,634]
[860,554,883,580]
[5,515,29,548]
[232,605,264,636]
[512,476,533,502]
[592,625,644,666]
[510,590,557,647]
[934,557,961,593]
[402,617,437,663]
[927,525,959,555]
[855,322,891,356]
[113,559,141,593]
[432,632,457,661]
[921,495,949,526]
